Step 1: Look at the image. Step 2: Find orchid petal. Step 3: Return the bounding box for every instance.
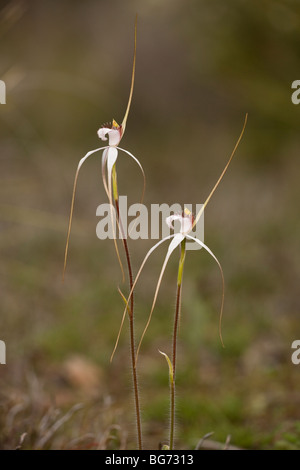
[121,15,137,133]
[136,233,185,361]
[101,149,109,198]
[109,128,121,146]
[77,146,109,171]
[116,146,146,205]
[110,286,132,363]
[185,234,225,347]
[111,234,176,362]
[101,145,145,205]
[113,146,146,240]
[107,147,119,187]
[105,147,126,282]
[181,217,194,235]
[102,145,145,281]
[63,146,109,281]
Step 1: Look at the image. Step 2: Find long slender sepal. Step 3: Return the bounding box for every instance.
[121,16,137,133]
[192,113,248,230]
[103,145,146,281]
[111,235,176,362]
[106,152,125,282]
[101,149,110,198]
[185,234,225,347]
[110,286,132,363]
[136,233,185,362]
[116,146,146,206]
[63,146,109,281]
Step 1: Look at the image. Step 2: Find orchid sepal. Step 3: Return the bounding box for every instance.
[63,144,145,281]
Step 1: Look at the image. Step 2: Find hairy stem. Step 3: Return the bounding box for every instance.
[170,238,186,450]
[112,164,143,450]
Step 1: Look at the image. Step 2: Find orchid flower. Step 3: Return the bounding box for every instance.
[120,114,247,450]
[63,17,145,281]
[137,208,225,360]
[113,114,248,364]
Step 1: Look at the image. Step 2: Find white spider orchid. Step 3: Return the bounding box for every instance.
[63,18,144,450]
[137,208,225,357]
[63,18,145,280]
[112,114,248,361]
[116,113,247,450]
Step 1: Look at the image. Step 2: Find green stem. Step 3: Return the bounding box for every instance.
[112,164,143,450]
[170,238,186,450]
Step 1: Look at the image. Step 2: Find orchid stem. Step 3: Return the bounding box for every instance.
[112,164,143,450]
[170,238,186,450]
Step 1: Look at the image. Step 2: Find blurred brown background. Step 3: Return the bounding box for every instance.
[0,0,300,449]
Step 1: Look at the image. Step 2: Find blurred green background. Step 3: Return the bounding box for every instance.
[1,0,300,450]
